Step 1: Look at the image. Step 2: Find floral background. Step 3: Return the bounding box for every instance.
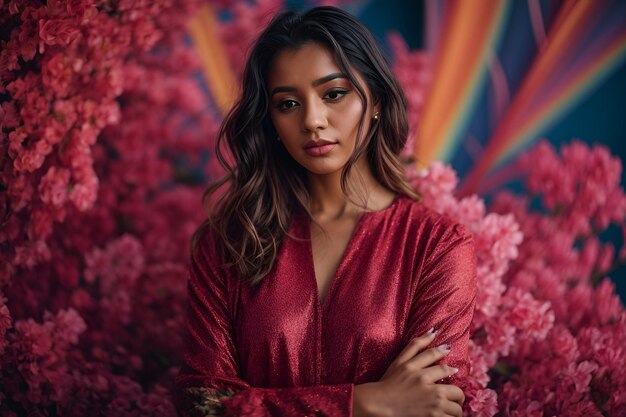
[1,0,624,416]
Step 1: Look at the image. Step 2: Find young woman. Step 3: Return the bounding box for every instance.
[176,6,476,417]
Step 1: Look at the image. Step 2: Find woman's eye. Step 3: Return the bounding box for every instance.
[325,89,348,101]
[278,100,298,111]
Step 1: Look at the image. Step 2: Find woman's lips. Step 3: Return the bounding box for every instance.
[303,139,338,156]
[304,142,337,156]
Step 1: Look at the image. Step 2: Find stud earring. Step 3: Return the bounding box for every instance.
[373,112,380,120]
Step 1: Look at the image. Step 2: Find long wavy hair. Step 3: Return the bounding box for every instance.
[194,6,420,285]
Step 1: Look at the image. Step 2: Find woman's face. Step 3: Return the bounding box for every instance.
[268,42,378,176]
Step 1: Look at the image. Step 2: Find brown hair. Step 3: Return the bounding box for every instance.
[193,6,420,286]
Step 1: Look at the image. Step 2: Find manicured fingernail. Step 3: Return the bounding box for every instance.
[412,328,436,343]
[451,367,459,374]
[436,344,451,354]
[422,327,436,337]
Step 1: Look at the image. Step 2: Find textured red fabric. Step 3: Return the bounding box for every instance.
[175,195,477,416]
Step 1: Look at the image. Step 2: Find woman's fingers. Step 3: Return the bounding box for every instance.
[439,384,465,406]
[441,398,463,417]
[405,343,452,371]
[390,328,436,367]
[412,363,459,384]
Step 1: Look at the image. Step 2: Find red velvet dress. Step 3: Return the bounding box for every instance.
[175,195,477,416]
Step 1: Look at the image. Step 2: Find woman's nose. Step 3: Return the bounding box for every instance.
[302,99,328,132]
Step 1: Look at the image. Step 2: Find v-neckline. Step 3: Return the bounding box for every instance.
[306,212,367,313]
[303,194,401,312]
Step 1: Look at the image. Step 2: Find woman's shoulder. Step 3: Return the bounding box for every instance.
[190,221,227,265]
[393,194,473,242]
[188,221,239,290]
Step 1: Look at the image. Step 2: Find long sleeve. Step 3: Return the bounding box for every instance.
[403,222,477,393]
[174,230,354,417]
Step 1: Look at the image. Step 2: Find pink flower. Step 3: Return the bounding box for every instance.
[52,98,78,129]
[412,160,458,196]
[586,144,621,193]
[84,234,145,292]
[7,123,28,157]
[13,240,51,268]
[467,342,496,386]
[593,249,619,278]
[7,173,34,212]
[565,284,593,328]
[503,288,554,339]
[130,16,162,51]
[522,140,574,208]
[41,53,74,93]
[485,317,517,356]
[13,317,53,357]
[0,39,20,72]
[467,388,498,417]
[38,166,71,207]
[548,325,579,363]
[576,327,605,359]
[17,17,38,61]
[561,140,591,174]
[69,178,98,211]
[53,255,81,289]
[476,213,522,272]
[559,399,603,417]
[38,18,81,48]
[64,0,94,19]
[595,189,626,230]
[561,361,598,394]
[607,385,626,416]
[28,208,55,239]
[473,271,505,325]
[13,149,45,173]
[42,118,68,147]
[593,279,622,325]
[1,101,21,129]
[510,400,543,417]
[0,303,12,354]
[0,302,12,330]
[47,308,87,346]
[101,290,132,324]
[451,195,486,232]
[70,288,95,311]
[93,101,122,129]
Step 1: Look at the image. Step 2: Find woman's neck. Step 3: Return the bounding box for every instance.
[307,157,395,221]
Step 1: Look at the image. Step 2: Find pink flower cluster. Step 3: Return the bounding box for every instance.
[2,0,124,253]
[1,0,212,415]
[409,140,626,416]
[483,140,626,416]
[521,140,626,235]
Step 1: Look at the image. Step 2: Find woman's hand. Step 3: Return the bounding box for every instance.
[353,330,464,417]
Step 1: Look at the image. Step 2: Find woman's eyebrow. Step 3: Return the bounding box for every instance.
[270,72,348,97]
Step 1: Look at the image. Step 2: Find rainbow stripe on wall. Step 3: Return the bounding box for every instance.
[415,0,511,168]
[187,4,238,116]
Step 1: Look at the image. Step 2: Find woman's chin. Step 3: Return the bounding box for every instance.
[300,161,345,176]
